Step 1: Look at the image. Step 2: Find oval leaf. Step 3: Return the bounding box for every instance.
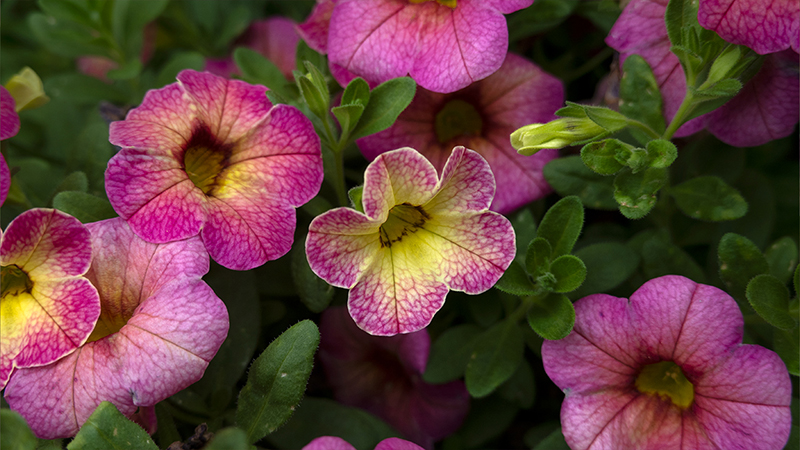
[465,320,524,398]
[543,156,617,210]
[536,196,584,258]
[423,324,482,383]
[764,237,798,285]
[746,274,796,330]
[549,255,587,293]
[614,167,666,219]
[351,77,416,139]
[236,320,320,444]
[527,293,575,340]
[0,409,37,450]
[525,237,552,278]
[67,402,158,450]
[571,242,640,299]
[718,232,770,300]
[670,175,748,221]
[53,191,117,224]
[204,428,250,450]
[494,261,538,297]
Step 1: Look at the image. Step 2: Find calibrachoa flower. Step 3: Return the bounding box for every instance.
[0,209,101,390]
[698,0,799,55]
[4,218,229,439]
[106,69,323,270]
[304,436,425,450]
[0,153,9,206]
[606,0,799,146]
[0,86,20,140]
[319,307,469,449]
[542,275,792,450]
[357,53,563,214]
[307,147,515,335]
[206,17,300,80]
[298,0,534,93]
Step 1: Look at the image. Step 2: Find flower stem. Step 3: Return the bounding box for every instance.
[626,119,662,140]
[661,91,696,141]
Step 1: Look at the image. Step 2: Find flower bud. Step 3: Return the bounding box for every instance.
[511,118,605,155]
[4,67,49,112]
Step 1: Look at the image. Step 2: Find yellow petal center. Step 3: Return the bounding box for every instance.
[1,264,32,299]
[379,203,430,248]
[409,0,457,8]
[182,125,233,195]
[435,99,482,143]
[635,360,695,409]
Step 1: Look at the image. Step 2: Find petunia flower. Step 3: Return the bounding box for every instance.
[697,0,799,55]
[105,69,323,270]
[318,307,469,449]
[299,0,534,93]
[0,86,20,140]
[0,209,101,390]
[0,153,9,206]
[303,436,425,450]
[356,53,563,214]
[542,275,792,450]
[4,217,229,439]
[205,17,300,80]
[606,0,799,146]
[306,146,515,336]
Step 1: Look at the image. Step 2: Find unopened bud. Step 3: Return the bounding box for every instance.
[511,118,605,155]
[4,67,49,112]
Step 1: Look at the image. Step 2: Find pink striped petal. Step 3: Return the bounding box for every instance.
[698,0,800,55]
[303,436,357,450]
[118,83,194,143]
[0,153,9,206]
[427,146,495,213]
[362,148,440,219]
[244,18,300,79]
[296,0,336,54]
[0,86,20,140]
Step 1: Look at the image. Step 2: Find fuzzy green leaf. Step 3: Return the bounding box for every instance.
[527,293,575,340]
[746,274,796,330]
[494,260,538,297]
[53,191,117,224]
[549,255,587,293]
[536,196,584,258]
[423,324,482,384]
[543,156,618,210]
[764,237,798,285]
[718,232,770,300]
[614,167,667,219]
[67,402,158,450]
[465,320,524,398]
[0,409,37,450]
[670,176,748,221]
[619,55,665,135]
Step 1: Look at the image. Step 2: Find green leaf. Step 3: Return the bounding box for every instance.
[764,237,798,285]
[619,54,665,135]
[571,242,640,299]
[53,191,117,223]
[291,242,334,313]
[295,40,328,78]
[341,77,370,107]
[536,196,584,258]
[641,235,706,283]
[693,78,742,98]
[67,402,158,450]
[614,167,667,219]
[1,409,37,450]
[351,77,416,140]
[52,171,89,198]
[493,260,538,297]
[583,105,629,132]
[234,47,289,96]
[236,320,320,444]
[580,139,627,175]
[39,0,94,28]
[465,320,524,398]
[718,232,770,299]
[44,73,129,104]
[527,293,575,340]
[664,0,698,49]
[204,428,250,450]
[646,139,678,169]
[295,74,328,120]
[157,51,206,88]
[532,427,570,450]
[332,104,365,137]
[511,208,537,263]
[451,396,519,449]
[525,237,553,278]
[746,274,796,330]
[549,255,587,293]
[671,175,748,221]
[423,324,482,383]
[774,327,799,376]
[497,360,536,409]
[507,0,579,40]
[215,5,251,50]
[543,156,618,210]
[347,185,365,213]
[28,13,110,58]
[267,397,397,450]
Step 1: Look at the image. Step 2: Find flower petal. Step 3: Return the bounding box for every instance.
[0,86,20,140]
[698,0,800,55]
[296,0,336,54]
[307,208,382,289]
[118,83,195,144]
[0,208,92,279]
[363,148,440,220]
[426,147,495,214]
[244,18,300,79]
[375,438,426,450]
[0,153,9,207]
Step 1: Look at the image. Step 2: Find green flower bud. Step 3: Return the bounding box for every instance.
[4,67,49,112]
[511,118,605,156]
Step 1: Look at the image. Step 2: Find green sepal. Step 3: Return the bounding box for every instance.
[347,185,365,213]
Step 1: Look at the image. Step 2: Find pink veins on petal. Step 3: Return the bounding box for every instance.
[0,208,100,389]
[4,218,229,439]
[106,69,323,270]
[698,0,800,55]
[541,275,792,450]
[306,147,515,336]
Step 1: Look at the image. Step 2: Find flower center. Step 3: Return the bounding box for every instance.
[635,361,694,409]
[409,0,457,8]
[379,203,430,248]
[1,264,32,299]
[86,307,131,343]
[435,99,482,143]
[182,125,233,195]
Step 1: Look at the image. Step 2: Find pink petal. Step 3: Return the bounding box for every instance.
[306,208,382,289]
[425,147,495,214]
[693,392,791,450]
[706,50,799,147]
[243,18,300,79]
[116,83,194,144]
[296,0,337,54]
[362,148,440,220]
[0,208,93,279]
[0,86,20,140]
[0,153,9,206]
[302,436,357,450]
[374,438,426,450]
[698,0,800,55]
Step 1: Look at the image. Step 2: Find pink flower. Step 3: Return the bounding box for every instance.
[105,69,323,270]
[306,147,515,336]
[0,209,101,389]
[606,0,799,146]
[0,86,20,141]
[4,218,229,439]
[304,436,425,450]
[542,275,792,450]
[698,0,799,55]
[205,17,300,80]
[299,0,533,93]
[0,153,9,207]
[318,307,469,449]
[357,53,563,214]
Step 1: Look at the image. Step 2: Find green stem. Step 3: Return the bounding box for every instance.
[509,291,549,324]
[332,144,348,206]
[626,119,662,140]
[661,91,696,141]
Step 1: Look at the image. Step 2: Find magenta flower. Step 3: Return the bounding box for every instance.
[357,53,563,214]
[304,436,425,450]
[106,69,323,270]
[698,0,799,55]
[1,86,20,140]
[301,0,533,93]
[0,209,101,390]
[4,218,229,439]
[606,0,799,146]
[542,275,792,450]
[306,147,515,336]
[0,153,9,206]
[205,17,300,80]
[318,307,469,449]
